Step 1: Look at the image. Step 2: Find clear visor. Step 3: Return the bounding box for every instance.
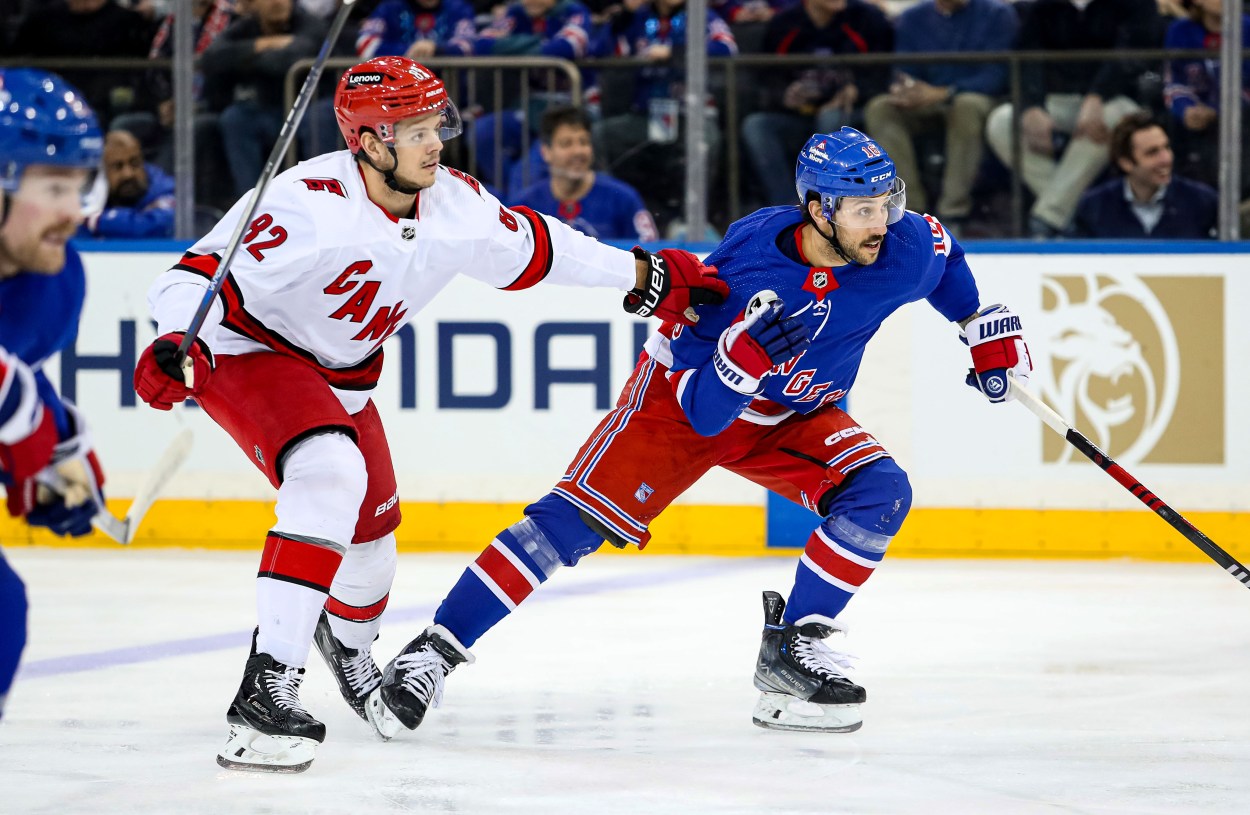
[390,101,464,147]
[825,178,907,229]
[6,166,106,220]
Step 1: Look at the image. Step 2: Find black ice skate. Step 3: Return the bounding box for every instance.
[375,624,474,737]
[313,611,383,719]
[216,630,326,773]
[752,590,866,733]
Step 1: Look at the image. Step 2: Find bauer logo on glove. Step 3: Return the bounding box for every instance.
[624,247,729,325]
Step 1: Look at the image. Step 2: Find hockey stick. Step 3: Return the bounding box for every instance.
[176,0,358,380]
[37,428,194,544]
[1007,375,1250,590]
[99,427,194,545]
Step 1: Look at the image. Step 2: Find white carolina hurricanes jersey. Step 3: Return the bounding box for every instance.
[149,151,637,412]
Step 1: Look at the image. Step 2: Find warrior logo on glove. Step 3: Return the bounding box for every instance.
[961,304,1032,403]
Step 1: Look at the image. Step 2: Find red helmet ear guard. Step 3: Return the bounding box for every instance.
[333,56,462,153]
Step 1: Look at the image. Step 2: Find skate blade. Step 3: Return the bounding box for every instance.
[365,688,403,741]
[752,692,863,733]
[216,724,318,773]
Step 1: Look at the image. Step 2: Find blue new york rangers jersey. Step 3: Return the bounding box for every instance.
[0,245,86,441]
[644,207,980,433]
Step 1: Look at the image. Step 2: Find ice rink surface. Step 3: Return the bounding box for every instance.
[2,547,1248,815]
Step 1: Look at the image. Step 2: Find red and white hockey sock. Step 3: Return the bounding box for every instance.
[325,533,397,650]
[785,517,890,627]
[256,532,345,668]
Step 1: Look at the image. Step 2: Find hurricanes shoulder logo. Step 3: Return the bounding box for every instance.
[1039,272,1223,465]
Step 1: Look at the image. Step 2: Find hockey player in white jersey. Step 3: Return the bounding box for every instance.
[132,56,726,773]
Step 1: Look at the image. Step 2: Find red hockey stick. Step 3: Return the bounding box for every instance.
[1008,375,1249,590]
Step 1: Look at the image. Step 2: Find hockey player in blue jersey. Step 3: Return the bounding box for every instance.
[0,68,108,719]
[374,127,1033,735]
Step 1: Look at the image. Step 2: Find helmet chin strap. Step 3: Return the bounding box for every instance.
[817,216,854,265]
[361,143,423,196]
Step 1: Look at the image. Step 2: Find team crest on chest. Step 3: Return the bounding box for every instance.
[802,266,838,301]
[400,225,415,241]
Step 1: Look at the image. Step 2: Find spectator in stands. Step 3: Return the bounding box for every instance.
[354,0,478,59]
[863,0,1017,225]
[108,0,238,213]
[470,0,596,195]
[1071,112,1217,238]
[201,0,337,198]
[739,0,893,207]
[985,0,1163,237]
[595,0,738,231]
[711,0,785,24]
[5,0,157,128]
[79,130,177,239]
[1163,0,1250,197]
[511,106,660,241]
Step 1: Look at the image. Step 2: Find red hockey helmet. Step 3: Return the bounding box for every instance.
[334,57,463,154]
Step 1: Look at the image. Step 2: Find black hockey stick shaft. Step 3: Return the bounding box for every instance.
[176,0,358,369]
[1008,376,1250,590]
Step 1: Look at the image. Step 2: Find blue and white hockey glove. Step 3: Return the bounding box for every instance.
[714,291,810,394]
[960,304,1032,403]
[30,402,105,538]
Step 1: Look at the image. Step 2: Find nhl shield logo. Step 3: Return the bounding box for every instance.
[400,225,416,241]
[803,266,838,300]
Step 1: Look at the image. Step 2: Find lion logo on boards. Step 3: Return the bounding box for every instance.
[1040,272,1222,465]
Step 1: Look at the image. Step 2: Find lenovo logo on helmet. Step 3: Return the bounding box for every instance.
[348,73,383,85]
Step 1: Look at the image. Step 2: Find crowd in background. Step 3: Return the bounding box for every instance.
[0,0,1245,241]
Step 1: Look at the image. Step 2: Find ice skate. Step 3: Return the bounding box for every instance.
[312,610,391,738]
[216,631,326,773]
[752,590,865,733]
[376,624,474,735]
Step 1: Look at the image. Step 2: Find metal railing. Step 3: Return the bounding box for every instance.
[284,55,583,191]
[4,45,1243,240]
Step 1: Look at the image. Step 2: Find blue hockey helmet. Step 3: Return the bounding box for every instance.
[795,127,906,227]
[0,68,104,201]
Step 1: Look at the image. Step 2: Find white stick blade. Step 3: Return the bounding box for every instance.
[121,428,195,543]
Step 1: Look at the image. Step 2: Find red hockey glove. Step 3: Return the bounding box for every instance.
[1,404,58,518]
[134,332,214,411]
[714,291,810,394]
[623,247,729,325]
[961,304,1032,403]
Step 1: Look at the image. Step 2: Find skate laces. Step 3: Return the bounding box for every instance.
[792,633,856,681]
[264,666,313,715]
[393,647,451,709]
[341,648,382,697]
